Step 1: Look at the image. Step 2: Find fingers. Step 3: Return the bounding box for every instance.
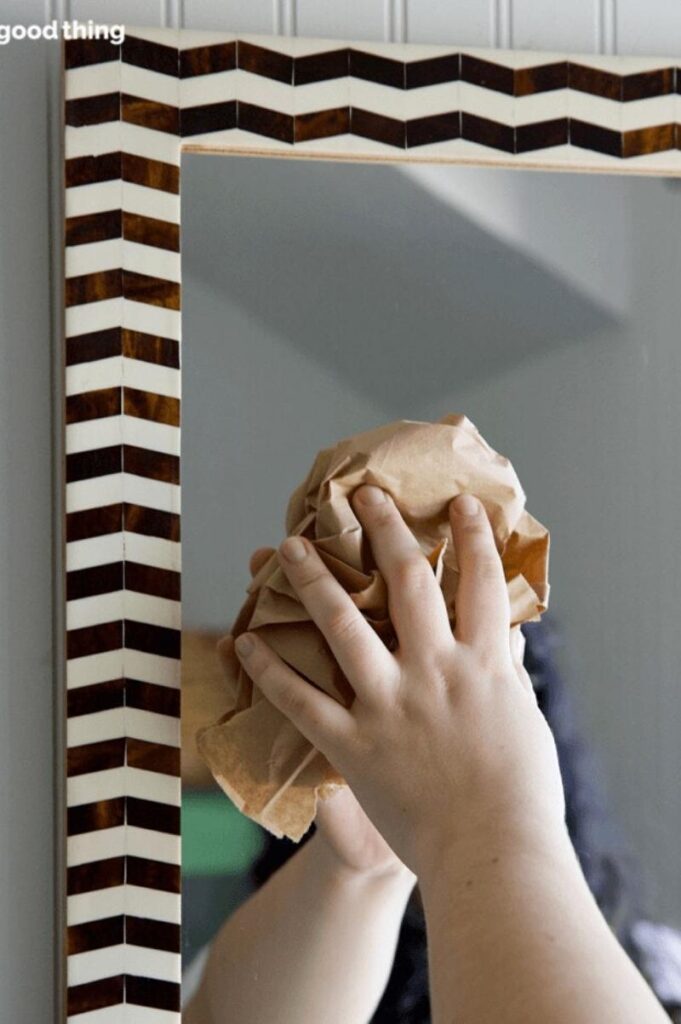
[351,486,454,658]
[277,535,397,698]
[249,546,275,578]
[234,632,353,755]
[449,494,511,651]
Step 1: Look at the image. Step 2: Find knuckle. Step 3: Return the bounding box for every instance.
[459,521,495,551]
[251,651,276,684]
[296,565,329,592]
[476,645,515,679]
[365,502,395,530]
[245,644,268,677]
[326,607,362,643]
[393,555,431,592]
[277,680,307,718]
[353,730,380,764]
[458,518,487,538]
[476,643,502,672]
[476,554,503,582]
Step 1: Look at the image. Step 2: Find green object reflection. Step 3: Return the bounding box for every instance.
[182,789,265,876]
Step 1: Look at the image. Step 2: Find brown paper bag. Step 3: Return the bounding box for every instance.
[196,414,550,840]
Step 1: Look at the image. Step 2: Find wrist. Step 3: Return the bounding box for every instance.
[311,832,417,892]
[416,817,581,900]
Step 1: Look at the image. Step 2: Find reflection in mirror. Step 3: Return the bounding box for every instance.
[180,155,681,1022]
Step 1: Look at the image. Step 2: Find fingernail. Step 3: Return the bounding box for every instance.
[454,493,479,516]
[235,633,254,657]
[280,537,307,562]
[357,485,386,505]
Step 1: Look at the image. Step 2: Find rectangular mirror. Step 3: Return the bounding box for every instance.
[179,153,681,1017]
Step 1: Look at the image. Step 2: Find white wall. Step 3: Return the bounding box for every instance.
[1,0,679,1019]
[47,0,681,52]
[106,0,681,54]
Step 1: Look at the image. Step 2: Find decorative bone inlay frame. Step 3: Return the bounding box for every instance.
[62,23,681,1022]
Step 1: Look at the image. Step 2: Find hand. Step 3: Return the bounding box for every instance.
[234,490,568,881]
[314,786,415,884]
[231,547,414,884]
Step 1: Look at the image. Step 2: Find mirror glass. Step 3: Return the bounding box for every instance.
[179,153,681,1014]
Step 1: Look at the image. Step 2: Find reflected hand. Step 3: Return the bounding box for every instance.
[233,547,414,884]
[314,785,414,882]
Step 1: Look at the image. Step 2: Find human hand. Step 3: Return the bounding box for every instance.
[314,786,415,884]
[233,491,568,881]
[227,547,414,884]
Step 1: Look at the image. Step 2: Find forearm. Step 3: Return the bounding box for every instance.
[420,828,669,1024]
[185,832,414,1024]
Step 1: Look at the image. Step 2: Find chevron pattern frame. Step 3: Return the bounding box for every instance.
[62,23,681,1023]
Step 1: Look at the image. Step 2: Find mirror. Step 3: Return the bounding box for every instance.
[179,153,681,1018]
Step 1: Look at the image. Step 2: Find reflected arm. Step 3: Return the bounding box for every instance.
[184,830,414,1024]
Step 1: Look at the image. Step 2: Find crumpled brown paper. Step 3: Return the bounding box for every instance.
[196,414,550,841]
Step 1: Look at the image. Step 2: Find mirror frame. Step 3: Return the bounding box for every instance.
[61,24,681,1021]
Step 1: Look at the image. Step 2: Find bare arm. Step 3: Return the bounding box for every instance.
[184,829,414,1024]
[421,831,667,1024]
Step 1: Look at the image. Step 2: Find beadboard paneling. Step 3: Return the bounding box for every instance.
[617,0,681,56]
[296,0,386,41]
[405,0,493,48]
[69,0,165,24]
[181,0,274,33]
[511,0,597,52]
